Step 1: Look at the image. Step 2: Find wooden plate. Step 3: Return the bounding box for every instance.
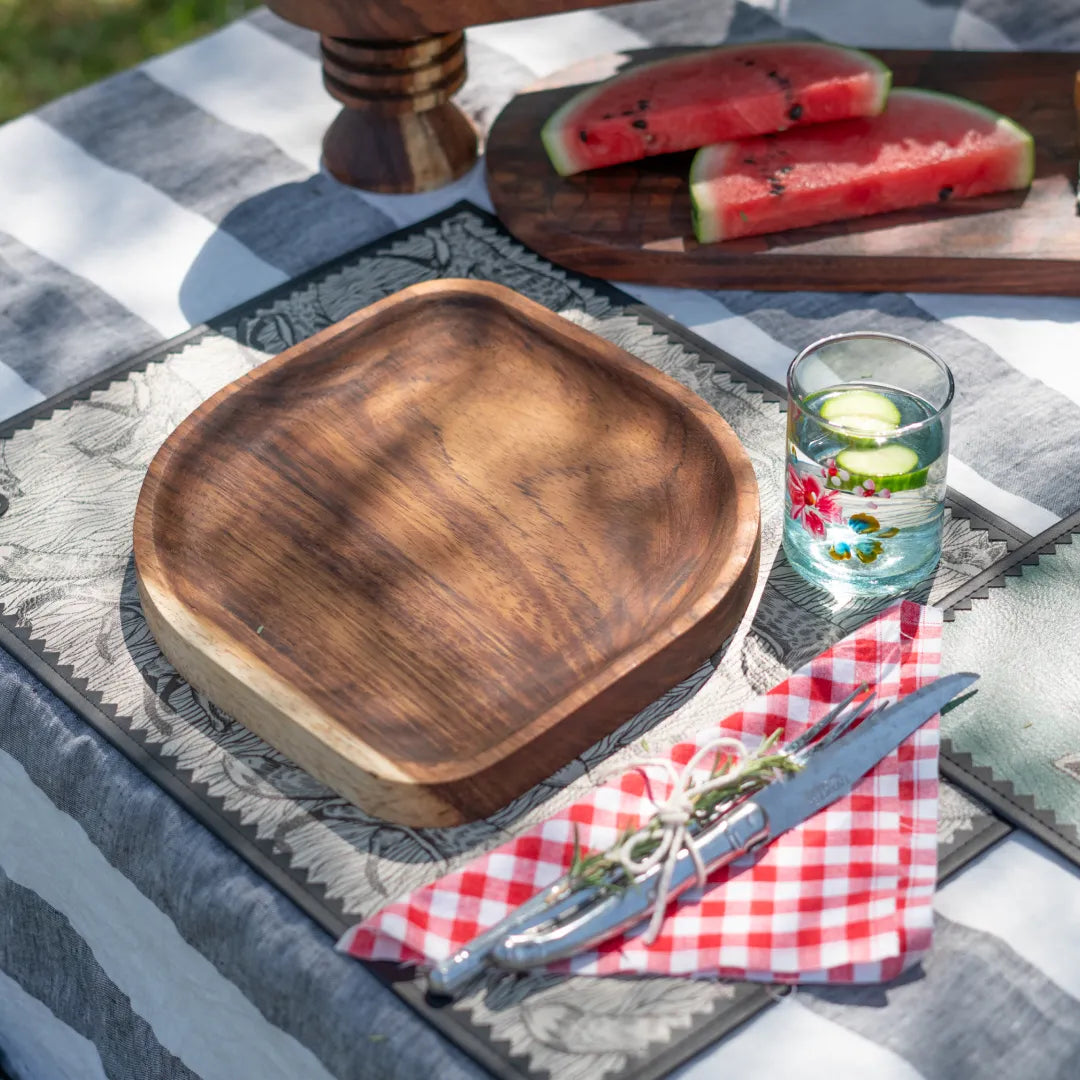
[134,280,760,826]
[486,48,1080,295]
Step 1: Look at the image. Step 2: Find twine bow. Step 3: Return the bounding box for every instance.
[618,736,781,945]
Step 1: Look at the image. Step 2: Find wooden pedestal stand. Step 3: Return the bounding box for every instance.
[319,31,475,192]
[265,0,638,193]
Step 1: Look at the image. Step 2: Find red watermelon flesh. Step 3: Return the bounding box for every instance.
[541,42,891,176]
[689,88,1035,243]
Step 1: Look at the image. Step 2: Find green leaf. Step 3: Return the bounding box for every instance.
[562,733,806,907]
[940,689,977,716]
[760,728,783,752]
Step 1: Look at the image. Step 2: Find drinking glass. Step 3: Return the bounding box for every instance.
[783,332,953,594]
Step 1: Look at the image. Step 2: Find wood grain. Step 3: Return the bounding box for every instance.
[319,31,477,192]
[134,281,760,826]
[321,34,467,112]
[486,48,1080,295]
[264,0,641,193]
[320,86,478,193]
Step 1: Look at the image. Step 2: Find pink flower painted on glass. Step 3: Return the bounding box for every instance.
[852,477,891,500]
[820,458,850,488]
[788,466,842,538]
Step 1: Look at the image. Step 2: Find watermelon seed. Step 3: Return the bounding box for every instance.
[579,130,588,143]
[938,185,954,201]
[638,99,649,109]
[602,112,613,119]
[621,110,636,116]
[788,103,803,120]
[632,119,648,130]
[743,157,756,165]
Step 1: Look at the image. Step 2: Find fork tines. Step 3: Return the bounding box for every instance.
[783,683,877,760]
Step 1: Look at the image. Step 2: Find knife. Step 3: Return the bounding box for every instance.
[428,671,976,994]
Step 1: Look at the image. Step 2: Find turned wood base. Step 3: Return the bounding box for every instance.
[266,0,641,195]
[322,102,477,193]
[320,32,478,194]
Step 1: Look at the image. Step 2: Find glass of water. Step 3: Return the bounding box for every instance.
[783,332,953,594]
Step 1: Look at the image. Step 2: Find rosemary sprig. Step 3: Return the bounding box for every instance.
[566,729,802,896]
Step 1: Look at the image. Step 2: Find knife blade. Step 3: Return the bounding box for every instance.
[487,671,977,973]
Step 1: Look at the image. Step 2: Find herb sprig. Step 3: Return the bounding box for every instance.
[566,729,802,896]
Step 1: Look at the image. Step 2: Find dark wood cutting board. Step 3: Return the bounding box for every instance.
[133,280,760,826]
[485,48,1080,295]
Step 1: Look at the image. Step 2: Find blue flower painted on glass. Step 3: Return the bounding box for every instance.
[828,512,893,564]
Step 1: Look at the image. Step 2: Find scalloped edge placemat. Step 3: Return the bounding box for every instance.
[0,204,1039,1080]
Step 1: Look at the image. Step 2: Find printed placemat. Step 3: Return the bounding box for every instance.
[0,205,1019,1080]
[933,510,1080,868]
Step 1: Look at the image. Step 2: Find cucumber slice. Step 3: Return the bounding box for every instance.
[827,413,896,435]
[818,389,901,434]
[836,445,917,475]
[835,444,927,492]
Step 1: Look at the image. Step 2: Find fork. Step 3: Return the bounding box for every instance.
[427,685,883,996]
[784,682,883,761]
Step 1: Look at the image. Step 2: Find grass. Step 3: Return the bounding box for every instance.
[0,0,260,124]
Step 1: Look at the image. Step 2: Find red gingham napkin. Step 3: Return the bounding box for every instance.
[338,600,942,983]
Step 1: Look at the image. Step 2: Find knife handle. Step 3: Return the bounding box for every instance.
[491,801,770,971]
[427,878,603,996]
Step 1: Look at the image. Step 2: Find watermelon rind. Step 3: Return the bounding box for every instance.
[688,87,1035,244]
[689,143,730,243]
[541,41,893,177]
[844,45,892,113]
[541,93,587,177]
[891,88,1036,187]
[541,52,694,177]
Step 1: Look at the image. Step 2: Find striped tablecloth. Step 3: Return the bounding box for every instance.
[2,3,1080,1079]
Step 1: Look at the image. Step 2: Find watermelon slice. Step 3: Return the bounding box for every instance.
[541,42,891,176]
[689,88,1035,243]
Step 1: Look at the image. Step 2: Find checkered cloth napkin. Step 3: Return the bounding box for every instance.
[338,600,942,983]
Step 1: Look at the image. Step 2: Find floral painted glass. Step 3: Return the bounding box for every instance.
[783,332,953,594]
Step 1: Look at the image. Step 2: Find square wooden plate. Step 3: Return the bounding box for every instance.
[134,280,760,825]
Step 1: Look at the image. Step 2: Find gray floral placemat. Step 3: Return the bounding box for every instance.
[938,512,1080,867]
[0,205,1015,1080]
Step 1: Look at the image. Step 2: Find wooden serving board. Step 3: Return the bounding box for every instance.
[486,49,1080,295]
[134,280,760,826]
